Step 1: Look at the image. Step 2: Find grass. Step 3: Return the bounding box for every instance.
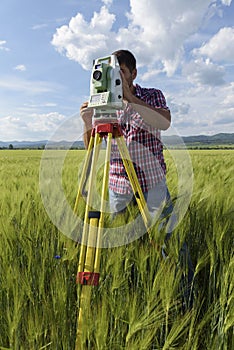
[0,149,233,349]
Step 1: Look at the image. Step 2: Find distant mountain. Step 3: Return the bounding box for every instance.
[0,133,234,149]
[0,140,84,149]
[0,140,48,149]
[182,133,234,144]
[163,133,234,148]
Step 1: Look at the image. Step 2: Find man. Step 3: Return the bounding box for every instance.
[81,49,194,309]
[80,49,172,221]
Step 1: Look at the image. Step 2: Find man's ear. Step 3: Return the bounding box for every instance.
[132,68,137,80]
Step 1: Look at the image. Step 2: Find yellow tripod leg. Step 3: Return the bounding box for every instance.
[116,135,152,239]
[76,216,99,350]
[75,131,112,349]
[94,131,112,272]
[77,131,102,274]
[75,131,102,350]
[74,133,95,215]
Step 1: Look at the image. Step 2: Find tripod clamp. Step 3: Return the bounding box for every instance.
[92,121,122,138]
[76,272,100,286]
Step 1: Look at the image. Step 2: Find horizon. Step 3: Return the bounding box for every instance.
[1,132,234,145]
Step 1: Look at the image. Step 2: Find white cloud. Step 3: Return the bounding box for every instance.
[169,99,191,116]
[221,82,234,106]
[140,68,164,81]
[32,23,48,30]
[51,6,116,70]
[27,112,65,132]
[0,76,60,94]
[125,0,213,73]
[193,27,234,62]
[214,107,234,125]
[14,64,26,71]
[0,112,67,141]
[183,58,226,86]
[102,0,113,5]
[52,0,222,76]
[168,79,234,135]
[221,0,232,5]
[19,102,58,110]
[0,40,9,51]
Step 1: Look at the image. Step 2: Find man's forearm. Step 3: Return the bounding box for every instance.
[127,94,171,130]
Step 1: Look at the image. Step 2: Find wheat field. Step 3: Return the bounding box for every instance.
[0,149,233,350]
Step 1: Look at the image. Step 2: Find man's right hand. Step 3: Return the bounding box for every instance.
[80,102,93,149]
[80,101,93,126]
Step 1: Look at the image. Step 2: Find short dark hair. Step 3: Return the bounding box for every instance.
[112,49,136,73]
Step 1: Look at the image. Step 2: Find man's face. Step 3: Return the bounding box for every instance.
[120,63,137,88]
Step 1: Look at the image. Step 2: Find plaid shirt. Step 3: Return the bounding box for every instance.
[109,84,169,194]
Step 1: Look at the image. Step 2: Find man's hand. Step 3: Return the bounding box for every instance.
[80,101,93,148]
[120,70,134,102]
[80,102,93,126]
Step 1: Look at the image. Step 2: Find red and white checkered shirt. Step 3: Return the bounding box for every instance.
[109,84,169,194]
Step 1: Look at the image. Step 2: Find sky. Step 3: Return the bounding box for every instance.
[0,0,234,141]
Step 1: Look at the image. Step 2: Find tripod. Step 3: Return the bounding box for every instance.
[73,120,152,349]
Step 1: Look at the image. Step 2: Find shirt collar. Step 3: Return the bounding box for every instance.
[135,83,142,97]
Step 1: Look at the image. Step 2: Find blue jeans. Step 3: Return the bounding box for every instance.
[109,178,176,233]
[109,178,168,216]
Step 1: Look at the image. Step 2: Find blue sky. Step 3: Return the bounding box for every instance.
[0,0,233,141]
